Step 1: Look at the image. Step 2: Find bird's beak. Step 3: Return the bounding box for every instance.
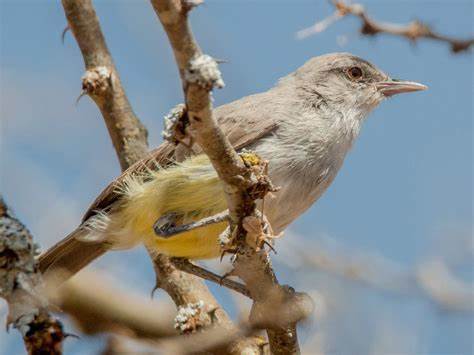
[376,79,428,97]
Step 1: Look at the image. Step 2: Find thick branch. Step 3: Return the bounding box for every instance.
[160,323,265,355]
[0,197,65,354]
[48,272,177,339]
[297,0,474,54]
[49,272,265,354]
[150,1,312,353]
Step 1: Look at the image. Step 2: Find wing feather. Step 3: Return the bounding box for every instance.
[83,93,278,221]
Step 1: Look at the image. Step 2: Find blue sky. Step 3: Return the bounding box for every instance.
[1,1,472,354]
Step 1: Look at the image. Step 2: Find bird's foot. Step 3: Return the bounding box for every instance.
[218,213,281,257]
[153,212,182,238]
[154,211,229,238]
[242,215,282,253]
[218,225,240,258]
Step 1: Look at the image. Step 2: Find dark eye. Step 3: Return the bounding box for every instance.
[347,66,363,80]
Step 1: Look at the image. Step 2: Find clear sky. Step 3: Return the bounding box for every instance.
[1,1,472,354]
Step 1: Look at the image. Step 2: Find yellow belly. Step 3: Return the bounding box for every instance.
[146,221,227,259]
[108,154,228,259]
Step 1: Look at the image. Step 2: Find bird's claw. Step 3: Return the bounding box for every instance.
[155,211,229,238]
[153,212,181,238]
[243,215,282,253]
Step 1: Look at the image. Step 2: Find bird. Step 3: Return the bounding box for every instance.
[39,53,426,279]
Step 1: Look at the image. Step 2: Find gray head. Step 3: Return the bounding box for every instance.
[279,52,427,121]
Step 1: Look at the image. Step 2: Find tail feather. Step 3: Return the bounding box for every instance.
[39,227,110,283]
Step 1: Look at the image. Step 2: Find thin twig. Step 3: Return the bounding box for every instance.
[293,237,473,313]
[297,0,474,53]
[171,258,250,298]
[0,197,65,354]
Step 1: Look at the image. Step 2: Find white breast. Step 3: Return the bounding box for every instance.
[251,107,362,233]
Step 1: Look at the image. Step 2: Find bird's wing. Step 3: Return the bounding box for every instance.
[83,93,278,221]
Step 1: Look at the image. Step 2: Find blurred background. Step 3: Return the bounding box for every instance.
[1,0,472,354]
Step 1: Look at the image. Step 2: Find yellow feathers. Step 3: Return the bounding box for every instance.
[94,154,228,259]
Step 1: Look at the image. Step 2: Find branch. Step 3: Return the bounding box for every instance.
[150,1,312,353]
[150,253,234,330]
[49,272,266,354]
[297,0,474,54]
[294,238,474,313]
[47,272,177,339]
[49,272,265,355]
[171,258,251,298]
[61,0,247,348]
[0,197,65,354]
[101,336,162,355]
[98,320,267,355]
[159,323,266,355]
[416,260,473,312]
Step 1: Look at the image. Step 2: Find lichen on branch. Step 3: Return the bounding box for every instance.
[0,197,64,355]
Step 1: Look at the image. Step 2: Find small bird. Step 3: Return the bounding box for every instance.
[39,53,426,278]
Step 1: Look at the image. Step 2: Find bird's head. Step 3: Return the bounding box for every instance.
[284,53,427,121]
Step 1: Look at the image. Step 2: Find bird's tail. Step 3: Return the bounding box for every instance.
[38,227,110,283]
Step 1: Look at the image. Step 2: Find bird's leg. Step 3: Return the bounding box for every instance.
[154,211,229,238]
[170,257,250,298]
[153,212,182,237]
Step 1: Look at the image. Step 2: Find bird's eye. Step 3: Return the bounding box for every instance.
[347,66,363,80]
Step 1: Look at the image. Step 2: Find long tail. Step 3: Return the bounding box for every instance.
[38,227,110,283]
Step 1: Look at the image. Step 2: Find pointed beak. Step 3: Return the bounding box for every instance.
[376,79,428,97]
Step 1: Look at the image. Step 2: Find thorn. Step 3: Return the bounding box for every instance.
[61,25,70,44]
[151,284,160,299]
[64,332,80,340]
[219,250,227,262]
[264,240,277,254]
[75,90,87,106]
